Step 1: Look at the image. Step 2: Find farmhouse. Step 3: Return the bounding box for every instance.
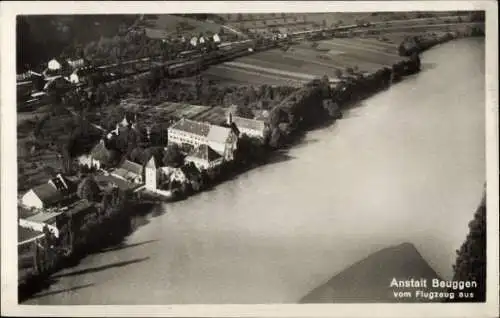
[111,160,144,184]
[21,174,74,209]
[167,118,238,160]
[185,144,224,171]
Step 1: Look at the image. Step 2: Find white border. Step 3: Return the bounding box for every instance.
[1,1,498,317]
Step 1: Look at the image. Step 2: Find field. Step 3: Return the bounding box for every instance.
[142,14,239,39]
[202,36,404,86]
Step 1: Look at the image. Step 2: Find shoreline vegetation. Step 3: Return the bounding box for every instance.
[18,28,485,302]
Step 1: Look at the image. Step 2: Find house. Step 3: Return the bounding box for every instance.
[111,160,144,184]
[21,174,74,209]
[67,58,86,69]
[77,139,118,170]
[145,156,160,191]
[167,118,238,161]
[47,59,62,71]
[226,111,269,139]
[185,144,223,171]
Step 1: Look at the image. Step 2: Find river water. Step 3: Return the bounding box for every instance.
[25,38,485,305]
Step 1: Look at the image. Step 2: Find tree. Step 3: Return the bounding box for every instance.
[163,143,184,168]
[346,67,354,75]
[451,194,486,302]
[335,68,343,78]
[235,104,254,119]
[77,177,101,202]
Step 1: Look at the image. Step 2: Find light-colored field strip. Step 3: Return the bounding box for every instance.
[324,38,400,55]
[223,61,322,81]
[206,65,306,86]
[318,41,401,61]
[347,37,401,49]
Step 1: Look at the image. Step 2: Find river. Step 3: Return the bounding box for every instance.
[25,38,485,305]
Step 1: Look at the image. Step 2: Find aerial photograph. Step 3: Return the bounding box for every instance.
[15,10,486,305]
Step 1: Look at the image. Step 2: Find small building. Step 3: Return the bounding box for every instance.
[226,111,268,139]
[185,144,223,171]
[78,140,118,170]
[21,174,74,209]
[111,160,144,184]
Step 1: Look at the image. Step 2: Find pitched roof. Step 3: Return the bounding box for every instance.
[30,183,64,206]
[170,118,210,137]
[18,226,44,244]
[187,144,222,162]
[114,160,143,181]
[146,156,156,169]
[90,141,117,164]
[232,116,266,132]
[207,125,232,144]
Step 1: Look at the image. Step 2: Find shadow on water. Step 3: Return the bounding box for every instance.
[28,283,95,300]
[97,239,158,254]
[51,257,150,279]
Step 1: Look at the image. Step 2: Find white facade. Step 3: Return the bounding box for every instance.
[69,73,79,84]
[77,154,102,170]
[21,190,44,209]
[48,59,61,71]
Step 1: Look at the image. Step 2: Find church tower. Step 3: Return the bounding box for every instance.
[145,156,157,190]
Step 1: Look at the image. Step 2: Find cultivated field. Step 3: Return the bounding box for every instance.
[142,14,238,39]
[202,36,404,86]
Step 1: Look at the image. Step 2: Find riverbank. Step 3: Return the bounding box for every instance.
[18,32,480,302]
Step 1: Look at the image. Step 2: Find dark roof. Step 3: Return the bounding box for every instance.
[188,144,222,162]
[18,226,44,244]
[31,183,64,206]
[170,118,210,137]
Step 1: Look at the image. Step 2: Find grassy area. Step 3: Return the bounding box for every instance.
[142,14,239,39]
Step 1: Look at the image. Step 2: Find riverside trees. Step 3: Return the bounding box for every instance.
[451,194,486,302]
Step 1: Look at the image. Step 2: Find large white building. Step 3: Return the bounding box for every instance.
[167,118,238,161]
